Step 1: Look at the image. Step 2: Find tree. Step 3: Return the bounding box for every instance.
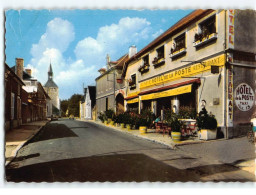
[60,99,69,117]
[68,94,83,117]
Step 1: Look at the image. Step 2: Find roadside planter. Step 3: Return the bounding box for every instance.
[109,121,115,126]
[126,124,131,131]
[120,123,125,129]
[196,108,218,141]
[171,132,181,142]
[107,118,112,124]
[198,129,217,140]
[139,126,147,134]
[104,120,108,125]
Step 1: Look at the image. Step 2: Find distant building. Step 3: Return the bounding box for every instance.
[5,58,49,130]
[80,86,96,120]
[4,63,24,131]
[44,63,60,116]
[95,52,130,119]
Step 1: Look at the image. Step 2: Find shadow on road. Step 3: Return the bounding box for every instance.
[6,153,40,162]
[25,123,78,145]
[5,153,254,182]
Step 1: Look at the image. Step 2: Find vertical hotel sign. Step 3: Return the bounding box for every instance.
[228,10,234,49]
[227,10,234,127]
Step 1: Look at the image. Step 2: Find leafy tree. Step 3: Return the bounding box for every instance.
[60,94,83,117]
[68,94,83,117]
[60,99,69,117]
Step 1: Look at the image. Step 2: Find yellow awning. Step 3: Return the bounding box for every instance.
[127,98,139,104]
[141,84,192,101]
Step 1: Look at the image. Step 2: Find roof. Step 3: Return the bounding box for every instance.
[122,9,214,78]
[96,54,128,80]
[48,63,53,73]
[5,64,25,85]
[44,79,58,88]
[11,66,32,80]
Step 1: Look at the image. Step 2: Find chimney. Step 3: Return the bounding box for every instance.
[106,54,111,70]
[98,68,106,75]
[25,69,32,76]
[129,45,137,58]
[16,58,24,80]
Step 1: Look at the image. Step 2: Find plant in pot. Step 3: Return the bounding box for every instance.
[105,109,115,124]
[137,117,148,134]
[115,113,125,128]
[196,108,218,140]
[98,112,105,123]
[123,112,132,130]
[167,113,182,142]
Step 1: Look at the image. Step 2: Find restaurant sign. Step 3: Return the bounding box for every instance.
[235,83,254,111]
[140,54,225,89]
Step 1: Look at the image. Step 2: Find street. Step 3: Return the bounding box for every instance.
[5,119,256,182]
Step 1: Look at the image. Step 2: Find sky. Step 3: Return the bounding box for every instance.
[5,9,194,100]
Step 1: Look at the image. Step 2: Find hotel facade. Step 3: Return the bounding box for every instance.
[122,9,256,138]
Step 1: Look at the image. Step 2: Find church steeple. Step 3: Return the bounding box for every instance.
[48,63,53,80]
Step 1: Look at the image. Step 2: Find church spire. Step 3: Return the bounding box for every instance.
[48,62,53,80]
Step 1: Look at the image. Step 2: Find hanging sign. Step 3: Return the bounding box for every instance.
[235,83,254,111]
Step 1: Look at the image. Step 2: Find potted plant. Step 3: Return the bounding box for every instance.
[105,109,115,124]
[196,108,218,140]
[98,112,105,123]
[123,112,132,130]
[138,117,148,134]
[167,113,182,142]
[115,113,125,128]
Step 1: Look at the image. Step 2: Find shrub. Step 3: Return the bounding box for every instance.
[196,108,217,130]
[115,113,125,124]
[178,106,197,119]
[104,109,115,120]
[98,112,107,122]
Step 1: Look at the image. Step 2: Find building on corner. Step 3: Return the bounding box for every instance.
[121,9,256,139]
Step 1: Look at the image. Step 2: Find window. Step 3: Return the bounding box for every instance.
[199,16,216,36]
[143,55,149,66]
[17,97,21,118]
[129,74,136,89]
[106,97,108,111]
[170,33,186,59]
[11,93,15,119]
[138,55,150,74]
[156,45,164,59]
[194,15,217,47]
[152,45,165,68]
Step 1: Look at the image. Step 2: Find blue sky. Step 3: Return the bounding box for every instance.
[5,9,193,100]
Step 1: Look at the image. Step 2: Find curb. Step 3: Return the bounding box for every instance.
[5,122,48,166]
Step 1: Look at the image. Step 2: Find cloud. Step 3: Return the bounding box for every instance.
[27,17,152,99]
[75,17,151,63]
[31,18,75,57]
[152,29,164,38]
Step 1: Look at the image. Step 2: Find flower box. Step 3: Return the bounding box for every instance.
[193,33,218,48]
[170,48,187,59]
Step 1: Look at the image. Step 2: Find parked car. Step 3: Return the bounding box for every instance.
[51,115,58,121]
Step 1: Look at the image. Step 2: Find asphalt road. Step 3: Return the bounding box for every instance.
[5,119,256,182]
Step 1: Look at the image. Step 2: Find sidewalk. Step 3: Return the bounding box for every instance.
[5,120,48,166]
[88,120,256,176]
[88,120,215,149]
